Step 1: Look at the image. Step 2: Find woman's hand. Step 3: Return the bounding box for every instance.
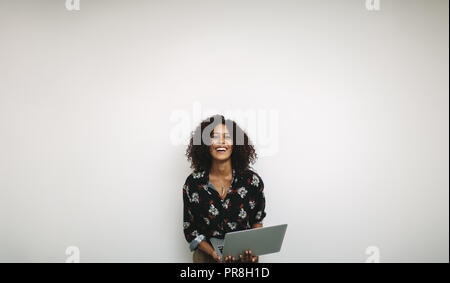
[211,251,222,263]
[223,255,236,263]
[223,250,258,263]
[239,250,258,263]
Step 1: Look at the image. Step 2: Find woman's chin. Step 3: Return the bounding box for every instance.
[212,155,231,162]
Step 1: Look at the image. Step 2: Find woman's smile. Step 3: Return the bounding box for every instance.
[215,146,229,153]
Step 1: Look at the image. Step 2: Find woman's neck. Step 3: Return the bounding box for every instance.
[210,160,232,178]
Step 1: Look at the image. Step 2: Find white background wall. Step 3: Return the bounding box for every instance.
[0,0,448,262]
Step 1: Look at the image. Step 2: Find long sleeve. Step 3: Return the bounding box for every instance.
[249,173,267,226]
[182,179,206,251]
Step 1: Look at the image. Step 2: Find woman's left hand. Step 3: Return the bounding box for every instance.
[239,250,258,263]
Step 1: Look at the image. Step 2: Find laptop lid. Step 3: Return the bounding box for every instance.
[220,224,288,261]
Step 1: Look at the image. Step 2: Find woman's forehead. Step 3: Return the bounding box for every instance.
[212,124,230,134]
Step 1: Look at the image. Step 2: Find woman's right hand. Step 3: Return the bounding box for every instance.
[223,255,237,263]
[211,251,223,263]
[211,251,237,263]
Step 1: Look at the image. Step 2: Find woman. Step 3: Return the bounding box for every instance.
[183,114,266,263]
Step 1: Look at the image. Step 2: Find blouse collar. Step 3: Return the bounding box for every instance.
[204,168,237,185]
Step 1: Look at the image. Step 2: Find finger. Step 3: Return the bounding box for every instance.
[246,250,251,262]
[239,254,243,262]
[251,256,257,263]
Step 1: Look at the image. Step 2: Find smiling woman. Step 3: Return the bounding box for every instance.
[183,115,266,263]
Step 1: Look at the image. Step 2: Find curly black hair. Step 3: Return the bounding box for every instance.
[186,114,257,174]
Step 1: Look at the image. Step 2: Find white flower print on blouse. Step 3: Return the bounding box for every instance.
[249,200,256,210]
[191,192,199,203]
[237,187,248,199]
[222,199,230,209]
[256,210,263,220]
[212,230,221,237]
[203,217,210,225]
[184,184,191,202]
[191,230,199,237]
[192,171,205,179]
[227,222,237,230]
[202,184,212,195]
[239,208,247,219]
[183,222,190,229]
[209,203,219,216]
[194,234,205,244]
[251,174,260,187]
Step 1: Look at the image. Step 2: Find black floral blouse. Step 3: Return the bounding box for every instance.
[182,168,266,251]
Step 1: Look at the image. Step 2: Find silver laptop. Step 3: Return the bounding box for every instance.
[210,224,287,262]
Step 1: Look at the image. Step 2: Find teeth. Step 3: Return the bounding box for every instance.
[216,147,227,151]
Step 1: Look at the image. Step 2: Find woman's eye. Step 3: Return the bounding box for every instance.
[211,134,231,140]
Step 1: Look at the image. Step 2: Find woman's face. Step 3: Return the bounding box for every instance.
[209,124,233,162]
